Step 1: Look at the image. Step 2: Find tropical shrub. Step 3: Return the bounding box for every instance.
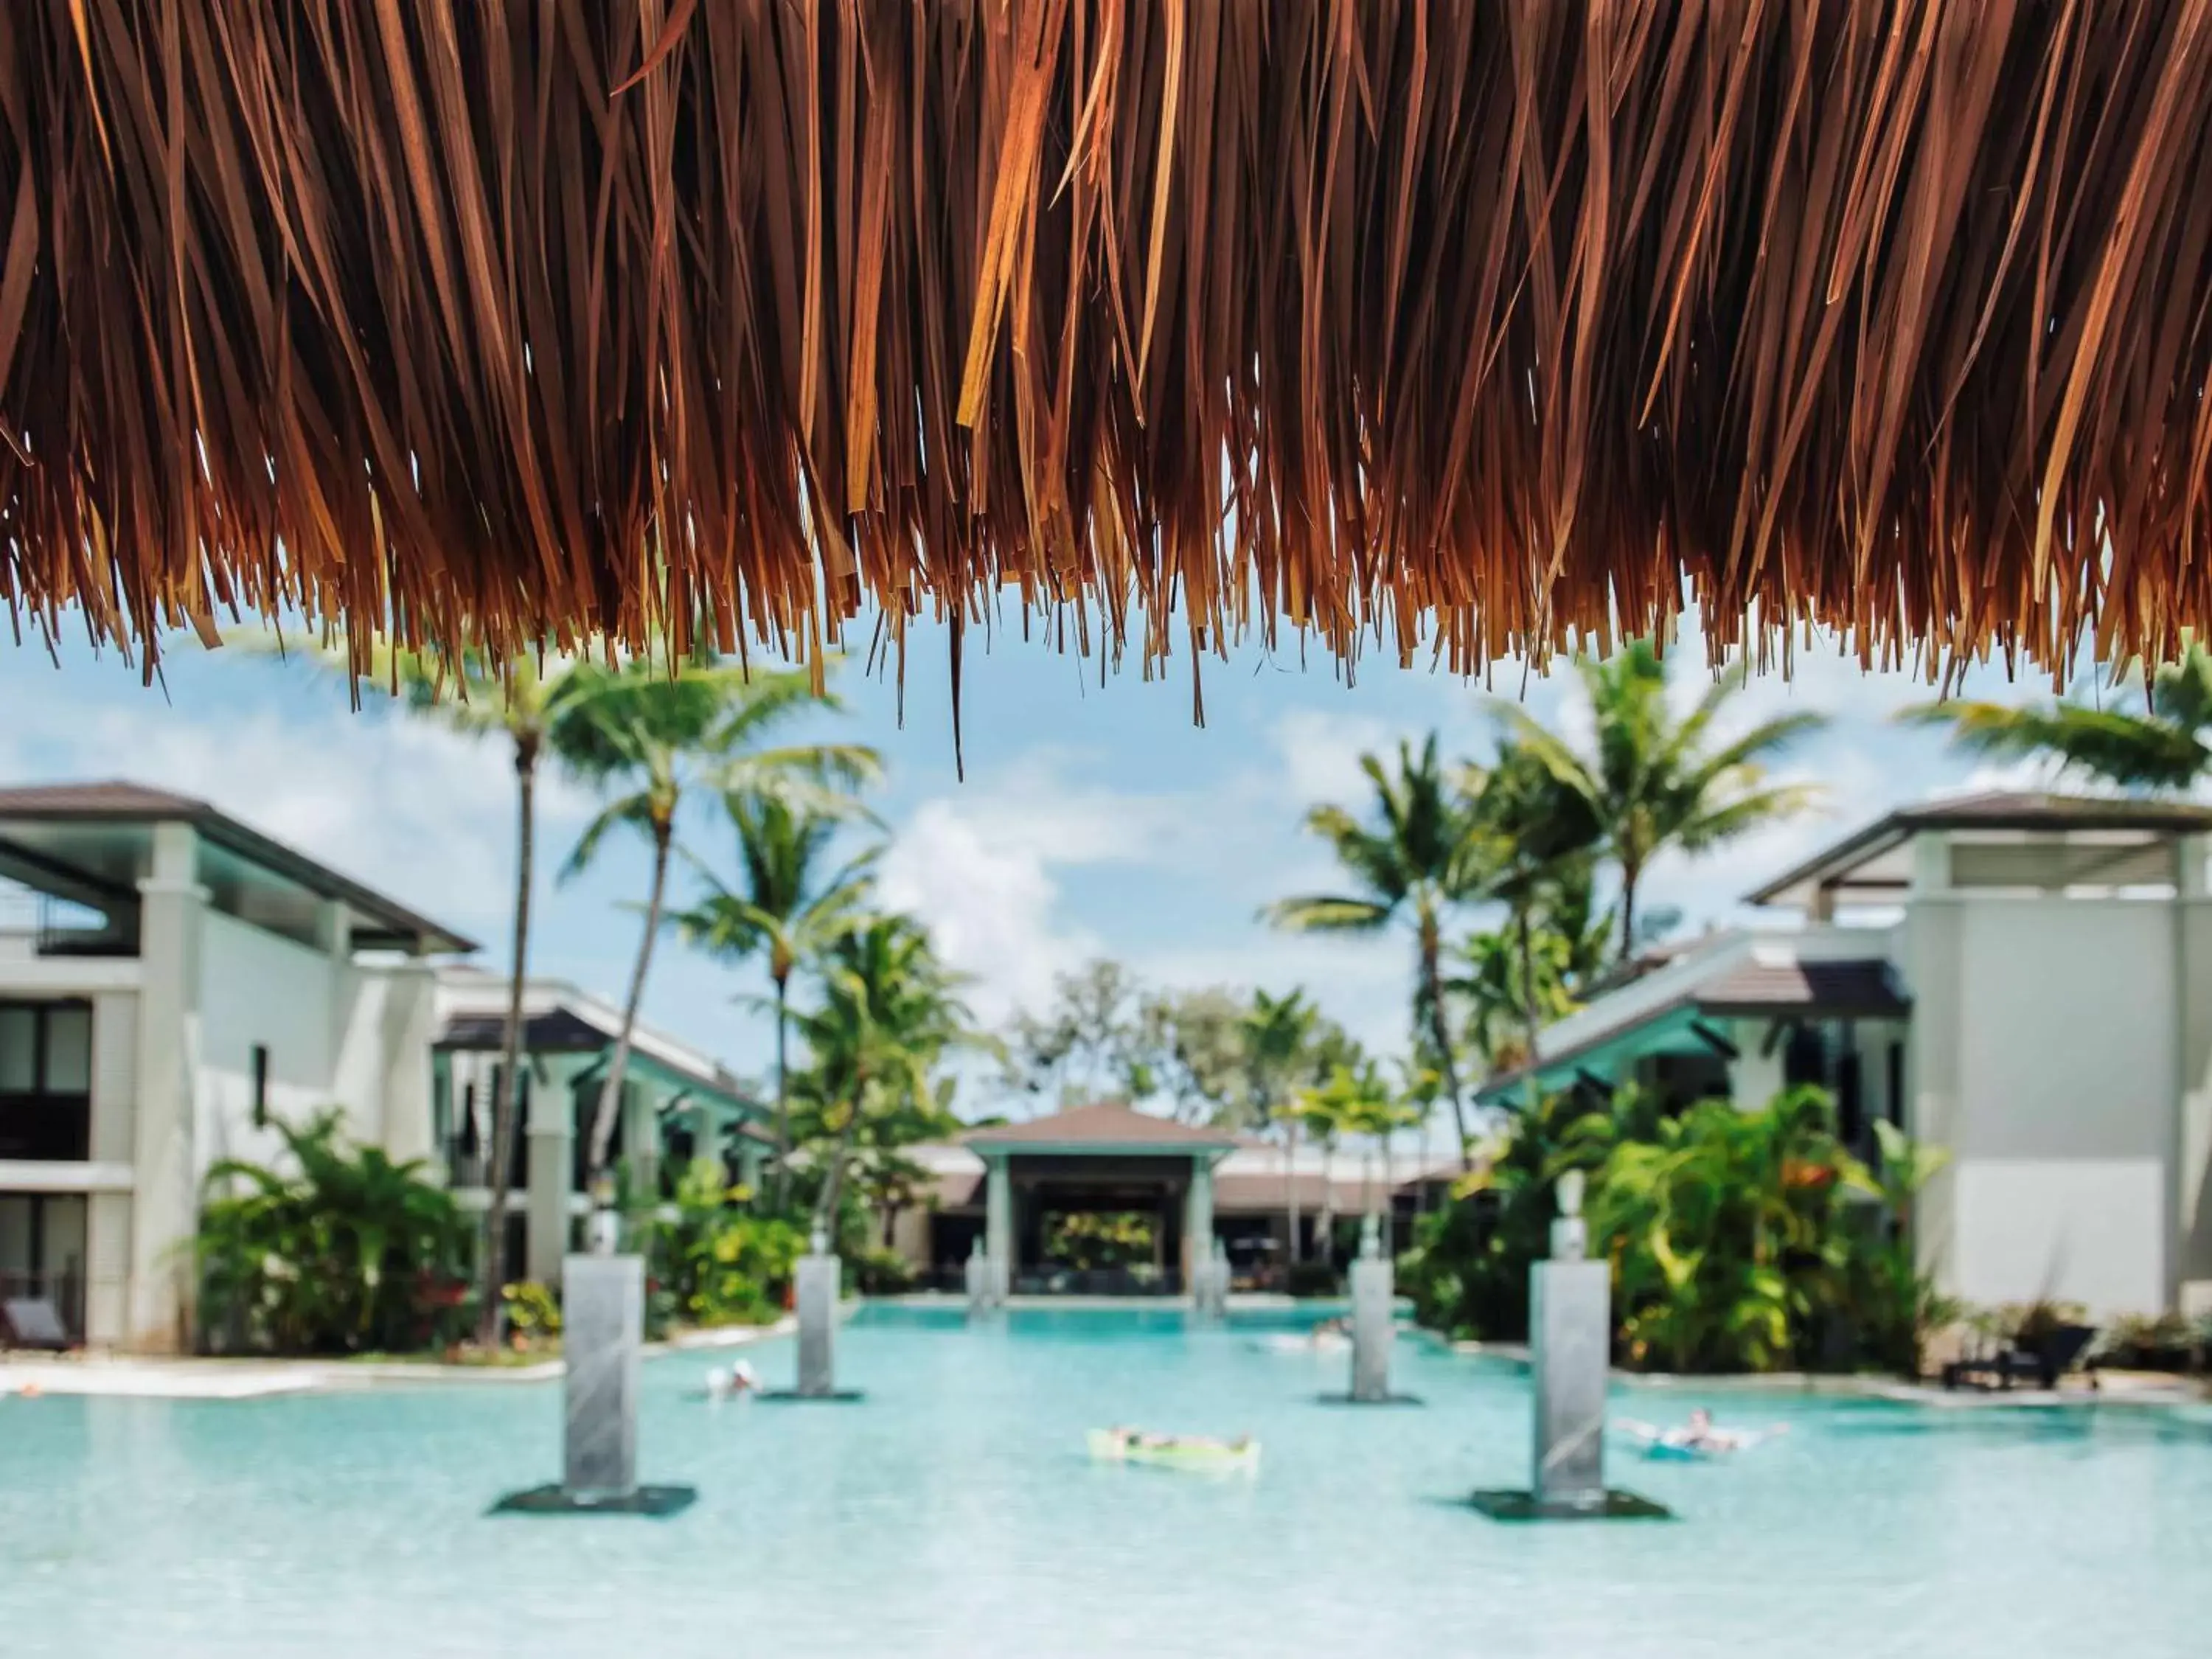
[195,1110,471,1354]
[846,1245,917,1295]
[1043,1210,1155,1272]
[654,1158,805,1326]
[1403,1085,1949,1375]
[2090,1311,2200,1371]
[501,1281,563,1346]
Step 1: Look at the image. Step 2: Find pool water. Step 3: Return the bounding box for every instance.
[4,1306,2210,1658]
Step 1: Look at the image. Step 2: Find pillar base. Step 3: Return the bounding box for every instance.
[1315,1391,1423,1407]
[491,1483,697,1518]
[1467,1488,1670,1522]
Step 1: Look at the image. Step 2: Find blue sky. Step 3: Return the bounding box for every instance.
[0,612,2082,1103]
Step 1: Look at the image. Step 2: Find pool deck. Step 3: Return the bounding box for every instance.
[0,1317,793,1401]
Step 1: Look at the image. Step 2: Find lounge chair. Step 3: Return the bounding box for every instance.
[1,1296,71,1352]
[1941,1322,2096,1391]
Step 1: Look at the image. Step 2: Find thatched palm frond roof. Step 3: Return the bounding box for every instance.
[4,2,2212,688]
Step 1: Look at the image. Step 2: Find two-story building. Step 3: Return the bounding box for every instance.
[0,781,762,1352]
[1476,791,2212,1321]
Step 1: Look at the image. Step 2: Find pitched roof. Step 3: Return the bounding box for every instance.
[962,1101,1239,1152]
[434,1000,753,1110]
[1694,957,1910,1018]
[1747,790,2212,908]
[0,779,474,954]
[1475,933,1910,1101]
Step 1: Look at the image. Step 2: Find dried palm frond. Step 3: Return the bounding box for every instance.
[4,2,2212,695]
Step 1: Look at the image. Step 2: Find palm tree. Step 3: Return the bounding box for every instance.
[1898,641,2212,793]
[1240,987,1322,1267]
[1267,736,1485,1164]
[1499,640,1828,958]
[1459,745,1607,1105]
[229,632,597,1346]
[1293,1058,1391,1266]
[554,663,879,1197]
[672,795,877,1212]
[789,914,976,1240]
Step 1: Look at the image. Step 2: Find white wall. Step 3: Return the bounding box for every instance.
[1944,898,2177,1316]
[195,908,342,1177]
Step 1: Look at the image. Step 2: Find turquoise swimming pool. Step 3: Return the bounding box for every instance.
[4,1306,2209,1658]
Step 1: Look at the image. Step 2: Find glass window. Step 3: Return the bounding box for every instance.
[0,1007,35,1093]
[44,1006,91,1094]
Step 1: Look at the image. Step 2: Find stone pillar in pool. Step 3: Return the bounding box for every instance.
[561,1252,642,1499]
[984,1155,1012,1301]
[1530,1172,1607,1509]
[964,1237,995,1313]
[1349,1215,1394,1402]
[794,1233,839,1397]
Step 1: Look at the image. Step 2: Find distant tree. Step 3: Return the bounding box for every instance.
[998,959,1154,1109]
[1134,986,1253,1124]
[1899,641,2212,793]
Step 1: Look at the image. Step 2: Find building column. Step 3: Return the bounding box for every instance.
[378,962,439,1166]
[690,1096,720,1182]
[622,1079,658,1203]
[736,1137,765,1197]
[984,1155,1012,1298]
[128,822,205,1353]
[2174,835,2212,1312]
[1183,1154,1214,1293]
[525,1068,572,1288]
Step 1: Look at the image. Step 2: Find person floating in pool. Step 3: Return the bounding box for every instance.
[1615,1408,1787,1458]
[704,1360,759,1401]
[1105,1425,1253,1455]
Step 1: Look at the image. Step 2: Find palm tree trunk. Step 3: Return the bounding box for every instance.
[813,1091,866,1242]
[769,973,793,1211]
[1517,908,1544,1113]
[1618,862,1641,961]
[1283,1113,1302,1274]
[1419,911,1473,1169]
[587,820,673,1189]
[1317,1140,1337,1267]
[478,734,538,1346]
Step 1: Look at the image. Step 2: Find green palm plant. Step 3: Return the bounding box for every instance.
[787,914,976,1241]
[229,631,600,1345]
[197,1110,469,1354]
[552,662,880,1192]
[1267,736,1486,1164]
[672,794,877,1211]
[1241,987,1322,1265]
[1498,640,1828,959]
[1295,1057,1403,1256]
[1898,640,2212,793]
[1460,745,1607,1085]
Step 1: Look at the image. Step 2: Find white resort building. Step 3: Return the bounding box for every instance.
[1477,792,2212,1322]
[0,781,762,1352]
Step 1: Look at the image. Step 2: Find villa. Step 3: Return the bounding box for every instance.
[0,781,764,1352]
[1478,791,2212,1322]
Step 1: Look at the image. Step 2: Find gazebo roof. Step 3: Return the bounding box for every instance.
[964,1102,1237,1155]
[6,9,2212,686]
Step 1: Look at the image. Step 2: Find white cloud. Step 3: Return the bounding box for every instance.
[1271,709,1394,807]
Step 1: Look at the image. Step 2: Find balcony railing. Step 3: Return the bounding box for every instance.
[0,894,137,959]
[0,1095,91,1162]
